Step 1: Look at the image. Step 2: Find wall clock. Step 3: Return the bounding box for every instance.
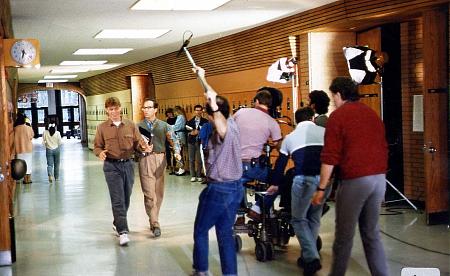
[2,39,40,67]
[10,40,37,65]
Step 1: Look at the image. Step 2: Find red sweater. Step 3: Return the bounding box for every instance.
[321,101,388,180]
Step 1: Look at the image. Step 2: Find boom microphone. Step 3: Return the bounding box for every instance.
[176,33,193,57]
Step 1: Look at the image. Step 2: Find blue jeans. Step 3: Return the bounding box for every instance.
[239,162,275,209]
[103,160,134,234]
[193,180,244,275]
[46,147,60,179]
[291,175,329,262]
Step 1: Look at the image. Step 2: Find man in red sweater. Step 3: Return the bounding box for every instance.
[312,77,389,276]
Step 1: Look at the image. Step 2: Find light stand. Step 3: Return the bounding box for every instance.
[378,74,418,211]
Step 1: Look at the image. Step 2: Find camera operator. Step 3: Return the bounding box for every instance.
[233,88,282,221]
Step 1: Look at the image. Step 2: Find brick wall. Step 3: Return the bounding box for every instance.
[400,18,425,201]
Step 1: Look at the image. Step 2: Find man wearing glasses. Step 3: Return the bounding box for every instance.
[137,98,175,238]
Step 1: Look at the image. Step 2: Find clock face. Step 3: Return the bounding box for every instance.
[10,40,37,65]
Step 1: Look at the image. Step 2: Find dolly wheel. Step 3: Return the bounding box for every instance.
[255,242,267,262]
[235,235,242,252]
[264,242,274,260]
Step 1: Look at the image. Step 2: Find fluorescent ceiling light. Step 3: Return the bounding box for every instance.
[51,68,90,73]
[87,64,122,71]
[38,79,68,83]
[44,75,78,79]
[60,60,107,66]
[73,48,133,55]
[131,0,231,10]
[95,29,170,39]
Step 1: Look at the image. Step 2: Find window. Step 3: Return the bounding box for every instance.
[36,91,48,108]
[61,90,79,106]
[37,109,45,123]
[62,108,72,122]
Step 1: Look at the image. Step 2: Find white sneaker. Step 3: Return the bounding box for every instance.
[119,233,129,246]
[190,177,197,182]
[196,177,203,182]
[112,225,119,237]
[176,168,185,175]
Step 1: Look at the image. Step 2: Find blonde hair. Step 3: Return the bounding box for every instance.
[105,97,121,108]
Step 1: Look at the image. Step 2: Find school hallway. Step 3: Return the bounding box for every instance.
[0,140,449,276]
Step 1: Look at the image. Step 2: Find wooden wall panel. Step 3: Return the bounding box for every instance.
[308,32,356,113]
[357,28,382,117]
[422,8,448,218]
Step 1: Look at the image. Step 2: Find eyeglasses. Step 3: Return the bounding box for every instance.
[194,109,202,112]
[142,106,154,110]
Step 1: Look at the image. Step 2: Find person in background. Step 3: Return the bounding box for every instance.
[94,97,149,246]
[173,105,187,175]
[136,99,175,238]
[308,90,330,127]
[165,108,177,174]
[312,77,389,276]
[186,105,208,182]
[191,66,243,276]
[14,113,34,184]
[308,90,334,211]
[43,121,62,183]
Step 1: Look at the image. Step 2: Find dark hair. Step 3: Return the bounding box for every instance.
[329,77,359,101]
[295,107,315,124]
[253,90,272,107]
[206,95,230,118]
[165,107,174,116]
[193,104,203,111]
[143,98,159,108]
[14,113,26,127]
[174,105,186,118]
[309,90,330,115]
[48,125,56,136]
[105,97,121,108]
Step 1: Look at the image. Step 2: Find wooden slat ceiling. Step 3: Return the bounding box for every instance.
[80,0,448,96]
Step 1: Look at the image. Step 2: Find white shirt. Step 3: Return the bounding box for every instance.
[43,130,62,150]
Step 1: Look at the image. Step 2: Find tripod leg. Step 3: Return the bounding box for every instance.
[385,179,418,211]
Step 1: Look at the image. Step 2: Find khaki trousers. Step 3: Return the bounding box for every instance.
[138,153,166,227]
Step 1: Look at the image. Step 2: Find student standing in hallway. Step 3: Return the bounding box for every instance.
[137,99,174,238]
[14,113,35,184]
[94,97,148,246]
[186,105,208,182]
[312,77,389,276]
[42,121,62,183]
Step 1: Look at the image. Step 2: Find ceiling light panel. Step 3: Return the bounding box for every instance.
[95,29,171,39]
[131,0,231,10]
[38,79,68,83]
[51,68,90,73]
[44,75,78,79]
[73,48,133,55]
[60,61,107,66]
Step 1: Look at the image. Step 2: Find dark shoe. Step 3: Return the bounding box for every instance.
[247,209,261,222]
[303,259,322,275]
[322,203,330,216]
[152,226,161,237]
[297,256,305,268]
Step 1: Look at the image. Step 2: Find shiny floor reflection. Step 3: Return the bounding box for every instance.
[1,139,449,276]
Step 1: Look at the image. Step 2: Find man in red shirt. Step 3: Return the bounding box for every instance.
[312,77,389,276]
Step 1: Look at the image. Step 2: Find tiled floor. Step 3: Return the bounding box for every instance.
[0,139,449,276]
